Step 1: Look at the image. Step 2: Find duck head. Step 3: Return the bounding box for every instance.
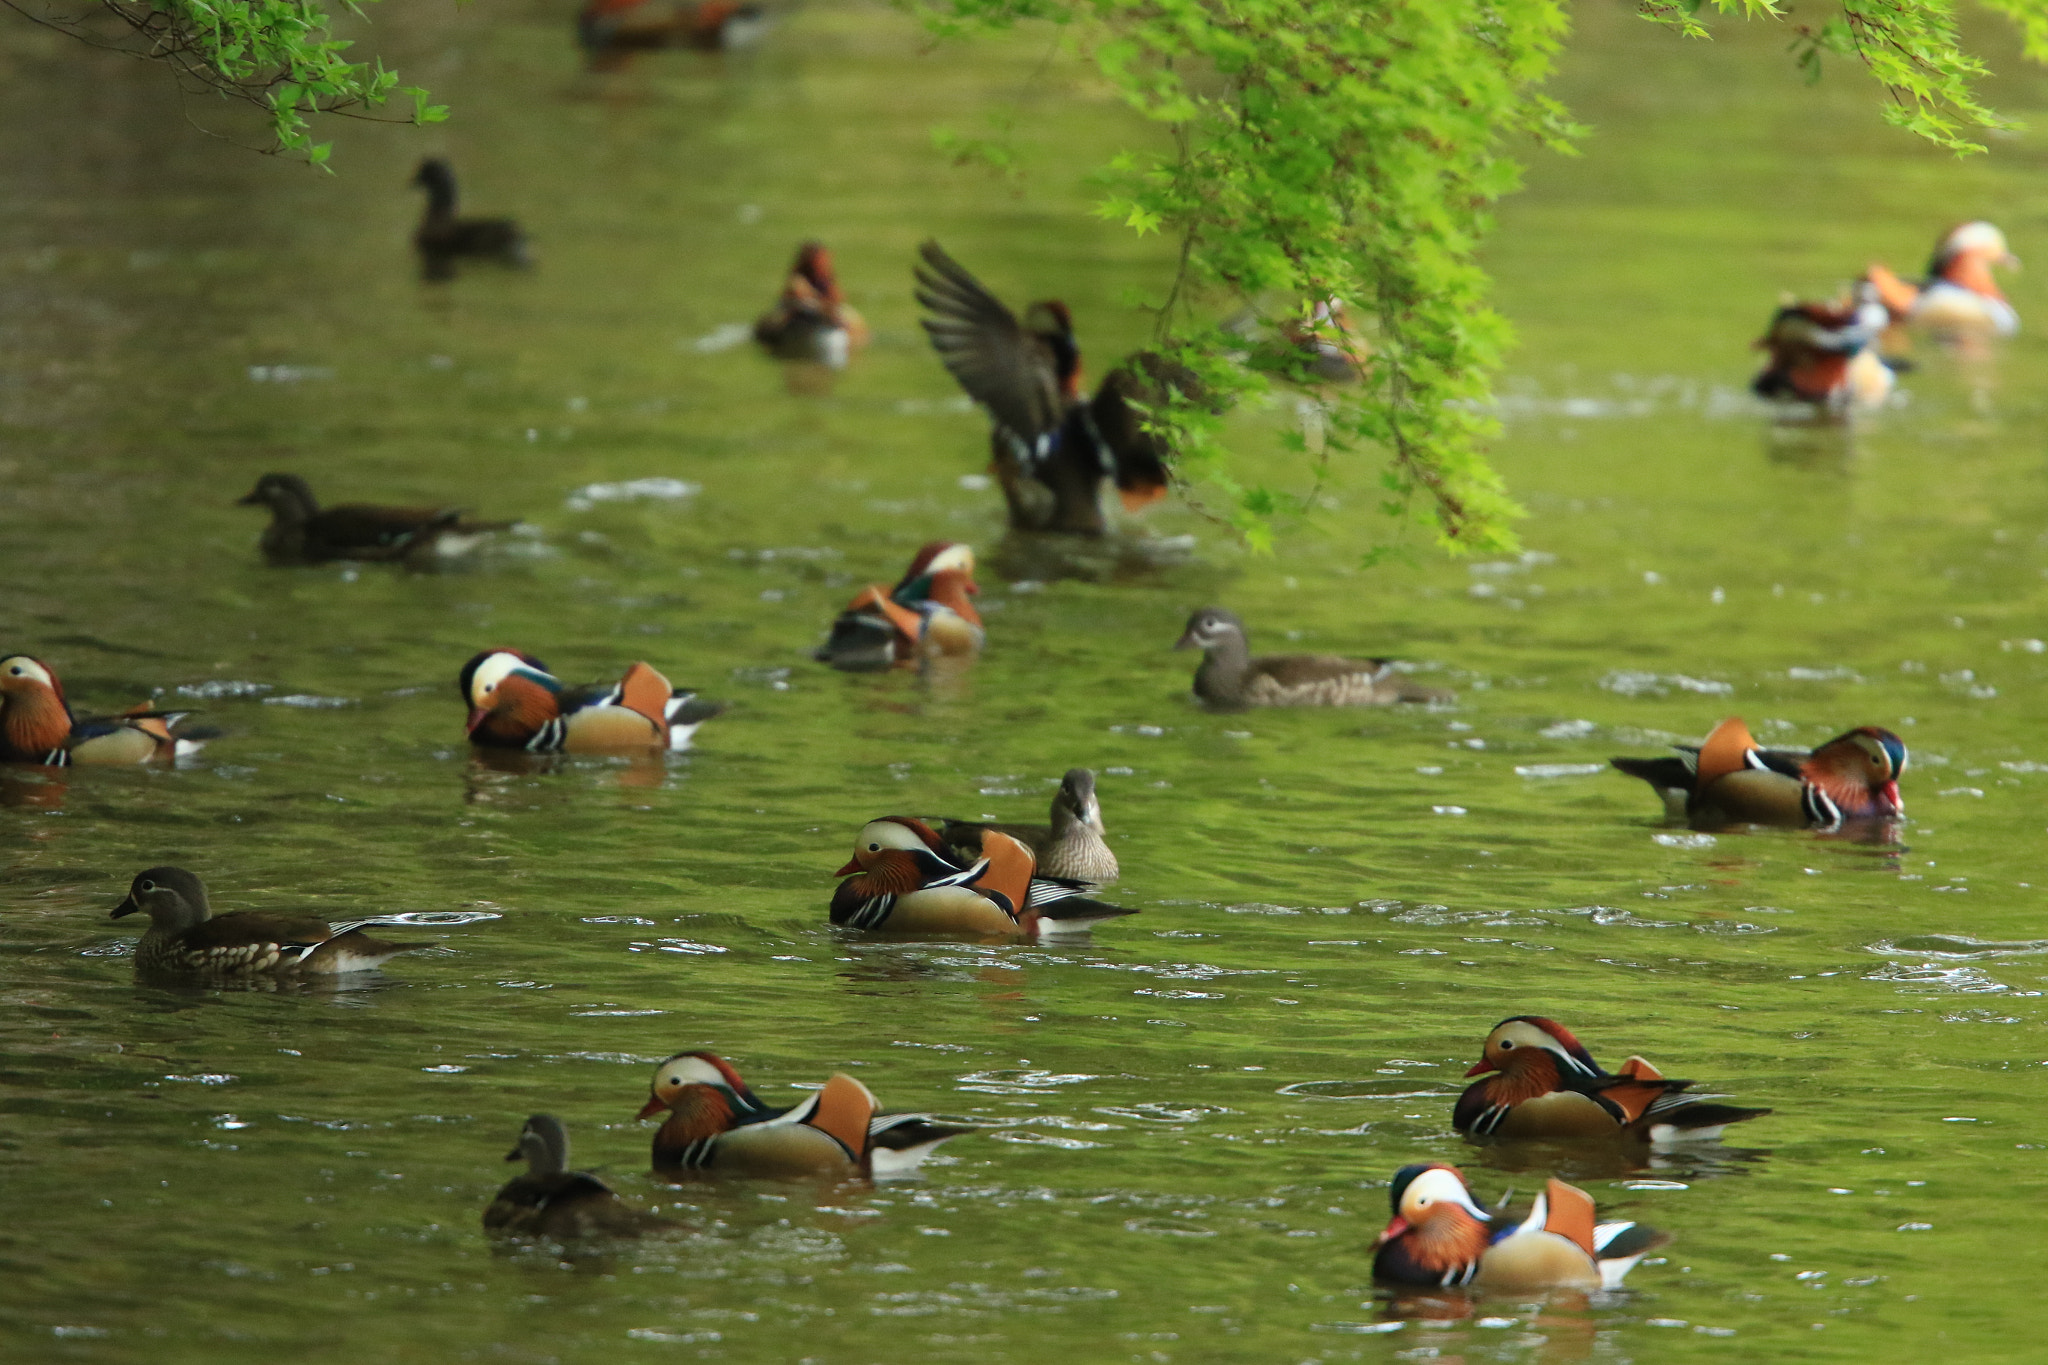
[508,1113,571,1175]
[836,816,954,880]
[894,541,977,597]
[235,473,320,520]
[111,866,213,931]
[457,650,559,734]
[1931,221,2018,297]
[793,241,842,304]
[1173,606,1246,653]
[636,1050,758,1124]
[1463,1016,1603,1105]
[1802,726,1907,816]
[1052,768,1104,834]
[1372,1163,1493,1281]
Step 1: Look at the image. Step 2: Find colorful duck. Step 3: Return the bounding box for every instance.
[237,473,512,566]
[1453,1016,1771,1143]
[1611,716,1905,829]
[831,816,1136,937]
[637,1052,972,1179]
[939,767,1117,886]
[110,866,426,977]
[0,655,208,766]
[915,240,1198,535]
[1752,285,1896,413]
[1371,1163,1667,1291]
[1864,221,2019,337]
[814,541,981,671]
[577,0,766,65]
[459,650,722,752]
[486,1115,677,1240]
[754,242,870,368]
[1173,607,1451,709]
[411,159,528,283]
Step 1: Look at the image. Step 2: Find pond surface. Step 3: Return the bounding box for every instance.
[4,3,2048,1362]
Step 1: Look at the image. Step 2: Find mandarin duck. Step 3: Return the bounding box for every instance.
[486,1115,677,1240]
[1280,297,1370,383]
[938,767,1117,886]
[1864,221,2019,337]
[1752,286,1896,413]
[915,240,1201,536]
[814,542,982,672]
[1371,1164,1667,1292]
[411,158,529,282]
[831,816,1135,937]
[1611,715,1904,830]
[110,866,426,977]
[578,0,766,64]
[237,473,513,566]
[638,1052,972,1180]
[459,650,723,753]
[1454,1016,1770,1144]
[1174,607,1451,709]
[0,656,209,766]
[754,242,870,368]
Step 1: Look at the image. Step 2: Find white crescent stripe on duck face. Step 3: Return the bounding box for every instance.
[859,819,940,854]
[0,656,56,687]
[469,651,551,705]
[653,1055,738,1091]
[1402,1167,1491,1223]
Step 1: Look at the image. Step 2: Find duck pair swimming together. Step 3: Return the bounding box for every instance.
[831,815,1133,937]
[1613,715,1905,830]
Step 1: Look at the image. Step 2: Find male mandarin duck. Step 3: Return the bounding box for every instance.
[1752,286,1896,413]
[486,1115,677,1240]
[831,816,1136,937]
[1611,715,1905,829]
[1173,607,1451,709]
[938,767,1118,886]
[459,650,723,753]
[1865,221,2019,337]
[0,655,209,766]
[110,866,426,977]
[814,541,981,671]
[754,242,870,368]
[1371,1163,1668,1292]
[237,473,513,566]
[411,158,529,282]
[1454,1016,1771,1144]
[578,0,766,65]
[915,240,1200,536]
[1280,297,1370,383]
[637,1052,972,1179]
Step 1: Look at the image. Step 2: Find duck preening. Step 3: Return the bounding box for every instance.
[1371,1163,1668,1292]
[755,242,870,368]
[938,767,1117,887]
[1453,1016,1771,1144]
[1864,220,2019,337]
[237,473,513,566]
[637,1052,973,1180]
[1173,607,1451,709]
[915,240,1199,536]
[1611,715,1905,829]
[578,0,767,64]
[411,158,529,282]
[486,1115,677,1240]
[110,866,426,977]
[1752,286,1896,414]
[831,816,1135,937]
[459,650,724,753]
[0,655,210,766]
[814,542,982,672]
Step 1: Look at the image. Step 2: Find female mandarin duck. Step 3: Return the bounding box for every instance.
[754,242,870,369]
[831,816,1135,937]
[939,767,1118,887]
[459,650,723,753]
[1611,715,1905,830]
[410,158,528,283]
[237,473,512,566]
[916,240,1200,536]
[486,1114,677,1240]
[0,656,209,766]
[1454,1016,1770,1143]
[1173,607,1451,709]
[1865,221,2019,337]
[814,542,982,672]
[578,0,766,65]
[110,866,426,977]
[1372,1163,1667,1292]
[637,1052,972,1179]
[1752,286,1896,414]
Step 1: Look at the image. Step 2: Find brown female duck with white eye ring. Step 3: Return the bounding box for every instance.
[937,767,1117,887]
[1173,607,1451,709]
[110,866,426,977]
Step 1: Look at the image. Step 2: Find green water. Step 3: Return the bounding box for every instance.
[5,2,2048,1360]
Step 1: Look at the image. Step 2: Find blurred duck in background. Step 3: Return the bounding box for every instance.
[411,158,529,282]
[814,541,981,672]
[754,242,870,369]
[578,0,767,66]
[237,473,513,567]
[1279,296,1370,383]
[1751,283,1897,416]
[1863,220,2019,338]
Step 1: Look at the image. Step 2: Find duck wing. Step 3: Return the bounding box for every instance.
[915,240,1066,452]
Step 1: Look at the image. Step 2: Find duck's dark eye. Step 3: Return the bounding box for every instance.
[1499,1039,1514,1049]
[140,880,156,892]
[868,843,880,852]
[8,666,21,676]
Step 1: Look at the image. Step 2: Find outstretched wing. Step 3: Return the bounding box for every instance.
[914,240,1065,451]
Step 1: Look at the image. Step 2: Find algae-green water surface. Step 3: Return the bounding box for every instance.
[3,3,2047,1361]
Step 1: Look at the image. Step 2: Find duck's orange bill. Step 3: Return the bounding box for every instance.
[1464,1059,1496,1077]
[636,1096,667,1121]
[1881,780,1902,813]
[466,707,489,735]
[1372,1215,1409,1249]
[834,857,862,876]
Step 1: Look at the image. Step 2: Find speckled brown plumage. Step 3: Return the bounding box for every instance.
[1173,607,1451,710]
[110,866,425,978]
[940,767,1118,885]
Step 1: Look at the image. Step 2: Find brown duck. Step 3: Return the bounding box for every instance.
[485,1114,677,1240]
[411,159,529,282]
[938,767,1118,886]
[1173,607,1451,709]
[237,473,512,566]
[110,866,426,977]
